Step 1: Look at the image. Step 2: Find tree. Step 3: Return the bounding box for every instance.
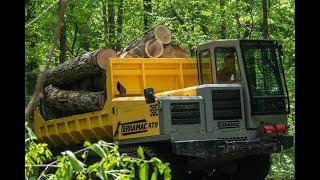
[143,0,152,30]
[102,1,108,47]
[59,0,67,63]
[116,0,124,51]
[107,0,116,48]
[220,0,227,39]
[262,0,269,39]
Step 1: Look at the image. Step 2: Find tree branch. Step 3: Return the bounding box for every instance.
[66,46,76,57]
[37,147,90,180]
[170,0,184,24]
[25,0,59,28]
[25,0,68,121]
[26,164,59,168]
[71,23,78,53]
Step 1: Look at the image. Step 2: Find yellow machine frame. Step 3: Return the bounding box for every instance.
[34,58,199,146]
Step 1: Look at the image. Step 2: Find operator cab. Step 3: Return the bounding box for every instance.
[196,39,290,128]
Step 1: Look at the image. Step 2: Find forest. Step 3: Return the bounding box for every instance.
[25,0,295,179]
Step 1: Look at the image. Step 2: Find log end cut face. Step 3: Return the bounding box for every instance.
[97,48,117,69]
[154,25,172,44]
[145,39,164,58]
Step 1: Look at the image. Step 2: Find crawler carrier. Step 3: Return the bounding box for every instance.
[34,39,293,179]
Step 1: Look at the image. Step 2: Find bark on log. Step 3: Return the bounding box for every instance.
[123,25,171,53]
[46,48,115,88]
[44,85,105,115]
[160,44,189,58]
[118,51,140,58]
[59,73,105,92]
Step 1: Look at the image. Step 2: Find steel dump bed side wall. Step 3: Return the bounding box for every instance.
[107,58,198,97]
[34,58,198,146]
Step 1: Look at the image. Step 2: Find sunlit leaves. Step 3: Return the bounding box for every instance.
[26,139,172,179]
[65,151,85,172]
[25,141,52,177]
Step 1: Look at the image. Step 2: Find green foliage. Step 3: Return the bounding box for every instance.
[25,123,52,178]
[25,0,295,178]
[266,148,295,179]
[25,124,171,179]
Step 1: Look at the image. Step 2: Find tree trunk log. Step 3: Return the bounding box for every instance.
[61,73,105,92]
[154,25,171,44]
[144,38,164,58]
[46,48,115,88]
[44,85,105,116]
[123,25,171,53]
[97,48,117,69]
[160,44,189,58]
[118,51,140,58]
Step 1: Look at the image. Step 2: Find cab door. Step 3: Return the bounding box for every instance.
[197,48,215,84]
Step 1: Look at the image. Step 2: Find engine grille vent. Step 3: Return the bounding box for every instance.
[149,104,158,117]
[170,102,201,125]
[212,90,242,120]
[217,136,248,142]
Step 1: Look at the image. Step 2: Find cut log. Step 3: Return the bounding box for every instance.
[145,39,164,58]
[118,51,140,58]
[44,85,106,115]
[130,38,163,58]
[46,48,115,88]
[123,25,171,53]
[97,48,117,69]
[154,25,172,44]
[61,72,105,92]
[160,44,189,58]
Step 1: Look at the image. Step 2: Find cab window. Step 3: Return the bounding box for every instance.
[215,47,241,83]
[199,49,213,84]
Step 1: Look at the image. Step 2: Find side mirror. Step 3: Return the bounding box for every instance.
[144,87,155,104]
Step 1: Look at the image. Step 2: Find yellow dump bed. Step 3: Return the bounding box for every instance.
[34,58,198,146]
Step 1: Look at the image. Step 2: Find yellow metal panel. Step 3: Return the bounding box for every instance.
[108,58,198,97]
[111,97,160,141]
[33,108,112,146]
[34,58,199,146]
[112,70,142,75]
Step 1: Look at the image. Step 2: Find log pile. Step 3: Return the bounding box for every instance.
[41,25,189,120]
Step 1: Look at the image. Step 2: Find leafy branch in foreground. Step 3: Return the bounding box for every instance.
[25,124,171,180]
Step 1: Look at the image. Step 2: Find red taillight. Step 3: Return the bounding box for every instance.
[263,125,277,135]
[257,124,290,137]
[275,124,289,135]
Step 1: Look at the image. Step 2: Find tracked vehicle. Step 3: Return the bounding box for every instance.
[34,39,293,179]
